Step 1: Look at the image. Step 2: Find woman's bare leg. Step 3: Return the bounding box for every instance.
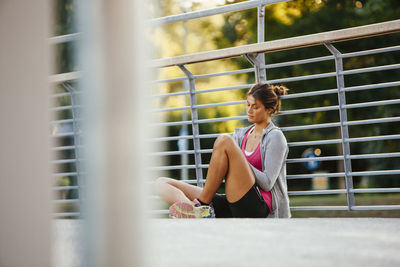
[199,134,255,204]
[155,135,255,206]
[154,177,203,205]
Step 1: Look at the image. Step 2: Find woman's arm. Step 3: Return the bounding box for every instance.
[251,129,288,191]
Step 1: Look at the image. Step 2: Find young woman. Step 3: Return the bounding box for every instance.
[155,83,291,218]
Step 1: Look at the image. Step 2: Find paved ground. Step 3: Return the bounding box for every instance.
[54,218,400,267]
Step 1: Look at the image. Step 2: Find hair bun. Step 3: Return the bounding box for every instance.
[273,85,289,98]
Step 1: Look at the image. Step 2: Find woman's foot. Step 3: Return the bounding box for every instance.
[169,199,215,218]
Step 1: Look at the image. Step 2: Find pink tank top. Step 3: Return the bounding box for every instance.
[241,127,272,211]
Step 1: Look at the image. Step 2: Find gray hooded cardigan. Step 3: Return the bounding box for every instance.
[233,121,291,218]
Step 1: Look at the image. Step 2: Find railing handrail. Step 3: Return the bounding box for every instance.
[148,0,290,26]
[150,19,400,68]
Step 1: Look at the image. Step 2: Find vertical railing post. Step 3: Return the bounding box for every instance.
[243,3,267,83]
[62,83,84,214]
[257,3,267,82]
[178,65,204,187]
[324,42,355,211]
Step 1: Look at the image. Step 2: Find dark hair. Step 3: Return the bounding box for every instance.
[247,83,289,115]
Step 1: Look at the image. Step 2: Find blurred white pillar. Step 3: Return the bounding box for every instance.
[0,1,52,266]
[78,1,149,266]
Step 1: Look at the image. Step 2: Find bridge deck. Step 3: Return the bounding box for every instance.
[54,218,400,267]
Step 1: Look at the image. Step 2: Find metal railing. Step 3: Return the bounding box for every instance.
[148,4,400,215]
[50,0,400,217]
[51,83,83,218]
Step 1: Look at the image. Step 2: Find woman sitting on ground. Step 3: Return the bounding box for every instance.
[155,83,291,218]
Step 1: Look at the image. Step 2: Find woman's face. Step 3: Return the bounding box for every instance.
[246,94,271,124]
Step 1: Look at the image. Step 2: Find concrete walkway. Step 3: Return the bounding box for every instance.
[54,218,400,267]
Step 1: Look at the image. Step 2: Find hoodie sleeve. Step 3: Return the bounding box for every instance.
[250,129,288,192]
[233,130,240,147]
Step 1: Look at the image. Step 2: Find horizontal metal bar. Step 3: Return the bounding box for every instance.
[288,138,341,147]
[290,206,349,211]
[281,117,400,132]
[152,133,400,146]
[342,45,400,58]
[154,100,246,113]
[344,99,400,110]
[53,186,80,191]
[153,115,247,127]
[51,119,74,124]
[288,189,347,196]
[181,179,205,184]
[51,92,72,99]
[155,106,190,113]
[51,145,77,151]
[287,152,400,164]
[281,122,341,132]
[346,134,400,143]
[283,80,400,100]
[195,100,245,109]
[49,71,81,84]
[287,169,400,179]
[193,68,255,79]
[279,105,338,116]
[151,149,212,157]
[151,76,187,84]
[345,116,400,127]
[282,88,337,99]
[151,79,400,103]
[272,129,395,156]
[51,159,77,164]
[351,188,400,194]
[266,72,336,84]
[351,205,400,211]
[196,116,247,124]
[53,172,78,177]
[343,81,400,93]
[152,165,197,171]
[53,199,80,204]
[49,33,81,44]
[51,132,74,138]
[262,45,400,70]
[341,63,400,76]
[154,120,192,127]
[195,84,253,95]
[347,152,400,160]
[151,133,225,142]
[149,0,288,26]
[287,156,343,163]
[152,90,190,98]
[53,212,81,218]
[152,84,252,98]
[151,19,400,68]
[350,170,400,176]
[50,105,75,111]
[287,172,344,179]
[152,82,399,114]
[264,55,334,69]
[291,205,400,211]
[151,67,265,87]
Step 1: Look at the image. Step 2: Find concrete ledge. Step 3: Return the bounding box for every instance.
[54,218,400,267]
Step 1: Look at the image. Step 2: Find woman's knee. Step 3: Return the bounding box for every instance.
[154,177,172,191]
[214,134,235,149]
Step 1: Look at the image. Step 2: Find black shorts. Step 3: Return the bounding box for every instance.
[211,183,270,218]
